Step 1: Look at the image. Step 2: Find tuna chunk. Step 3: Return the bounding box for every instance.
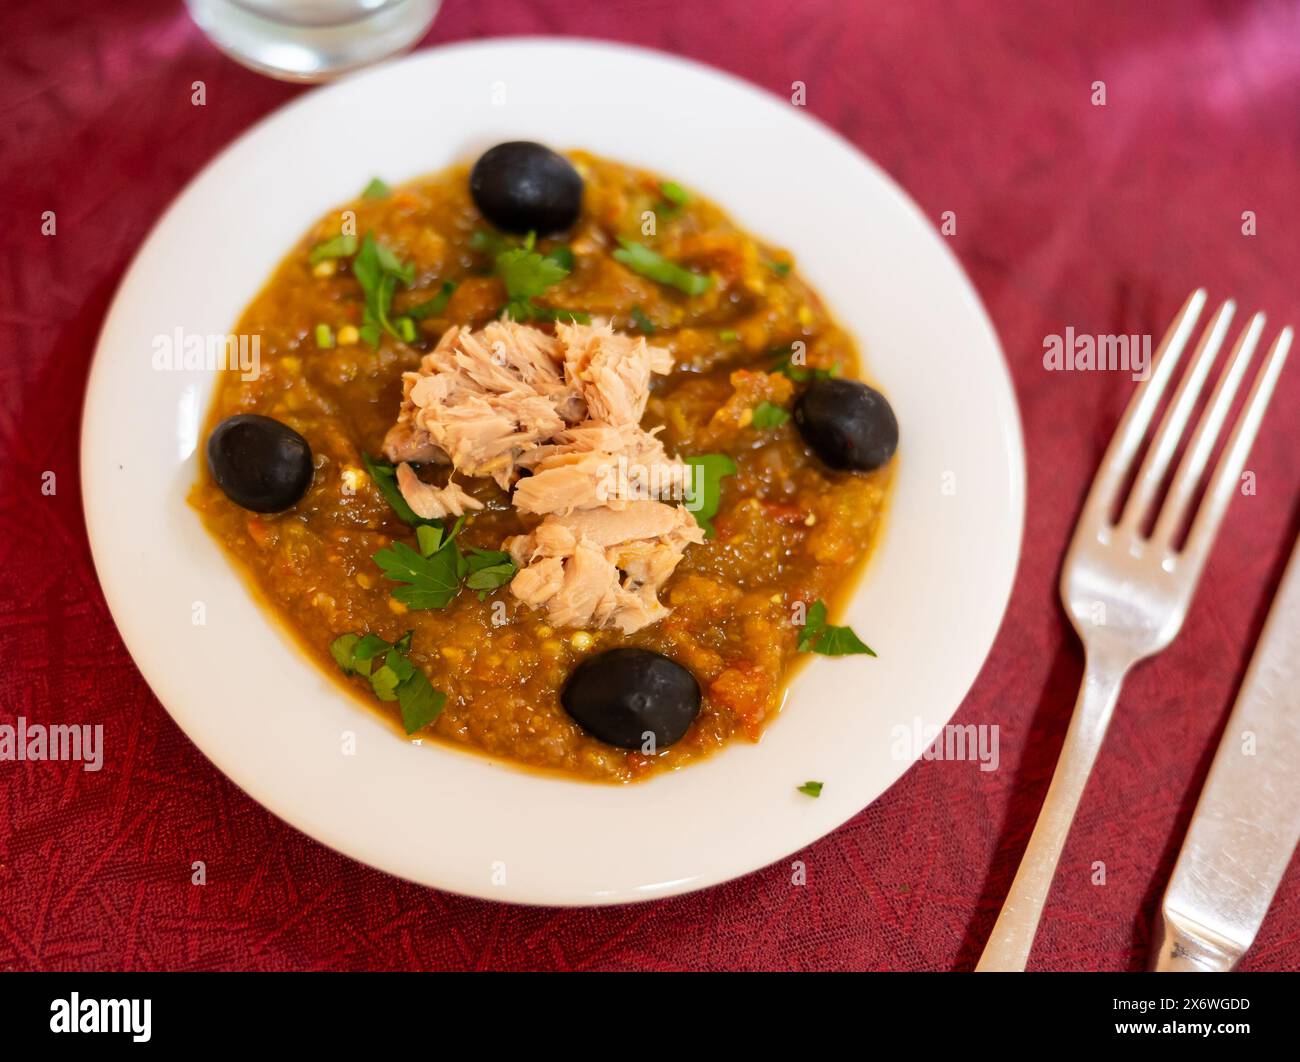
[383,318,703,632]
[557,320,672,426]
[504,502,704,633]
[395,462,483,519]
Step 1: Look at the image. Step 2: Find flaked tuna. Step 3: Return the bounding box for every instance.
[382,318,703,631]
[395,462,483,519]
[504,502,704,634]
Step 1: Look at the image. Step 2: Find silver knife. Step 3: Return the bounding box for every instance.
[1152,528,1300,971]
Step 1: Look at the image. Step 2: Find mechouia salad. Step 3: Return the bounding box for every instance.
[191,141,898,782]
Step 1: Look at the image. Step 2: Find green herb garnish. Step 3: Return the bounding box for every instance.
[373,539,463,610]
[751,401,790,429]
[464,547,518,594]
[353,233,415,346]
[405,280,457,320]
[545,245,575,271]
[797,600,875,657]
[373,514,510,611]
[630,306,656,334]
[719,329,739,342]
[315,323,334,349]
[612,238,712,296]
[329,629,445,733]
[660,181,690,207]
[471,230,584,320]
[772,347,835,383]
[308,233,358,266]
[766,259,792,277]
[362,177,392,199]
[684,453,737,538]
[497,235,569,320]
[797,781,824,798]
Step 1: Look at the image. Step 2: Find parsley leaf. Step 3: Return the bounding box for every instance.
[415,522,445,557]
[404,280,457,320]
[498,243,568,305]
[612,238,712,296]
[329,629,445,732]
[370,663,400,701]
[373,539,462,609]
[684,453,737,538]
[362,177,391,199]
[353,234,415,346]
[767,259,792,277]
[630,305,656,334]
[308,234,358,266]
[797,781,824,798]
[464,547,517,592]
[398,670,445,733]
[660,181,690,207]
[751,401,790,429]
[472,230,583,320]
[330,634,365,674]
[797,600,876,657]
[772,347,835,383]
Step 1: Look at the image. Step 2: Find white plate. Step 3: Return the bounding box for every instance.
[82,38,1024,905]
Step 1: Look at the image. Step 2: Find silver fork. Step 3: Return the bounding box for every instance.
[976,289,1293,972]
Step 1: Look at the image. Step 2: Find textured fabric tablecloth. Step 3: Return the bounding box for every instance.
[2,0,1299,971]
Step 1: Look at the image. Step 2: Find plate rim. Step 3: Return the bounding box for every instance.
[80,35,1026,906]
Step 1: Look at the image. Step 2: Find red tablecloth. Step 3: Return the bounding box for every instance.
[2,0,1299,972]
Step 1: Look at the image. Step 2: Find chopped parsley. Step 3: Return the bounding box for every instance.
[352,233,416,346]
[329,629,445,733]
[797,600,875,657]
[372,510,515,610]
[497,237,568,319]
[464,547,518,595]
[751,401,790,429]
[308,233,358,266]
[766,259,792,277]
[630,306,656,334]
[772,347,835,383]
[470,230,586,321]
[684,453,737,538]
[660,181,690,207]
[797,781,824,798]
[374,538,464,610]
[315,323,334,349]
[404,280,458,320]
[612,238,712,296]
[719,329,739,342]
[545,245,576,271]
[362,177,391,199]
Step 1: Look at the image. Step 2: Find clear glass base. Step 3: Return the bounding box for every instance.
[185,0,441,83]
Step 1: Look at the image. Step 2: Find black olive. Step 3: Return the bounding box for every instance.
[469,141,583,236]
[207,414,313,513]
[793,378,898,472]
[561,648,700,750]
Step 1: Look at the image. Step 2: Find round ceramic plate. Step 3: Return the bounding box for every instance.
[82,38,1024,905]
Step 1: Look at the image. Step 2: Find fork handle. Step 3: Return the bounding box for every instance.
[975,651,1129,971]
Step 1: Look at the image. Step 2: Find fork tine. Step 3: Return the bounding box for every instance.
[1117,300,1235,532]
[1150,312,1265,545]
[1180,325,1292,569]
[1082,289,1206,522]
